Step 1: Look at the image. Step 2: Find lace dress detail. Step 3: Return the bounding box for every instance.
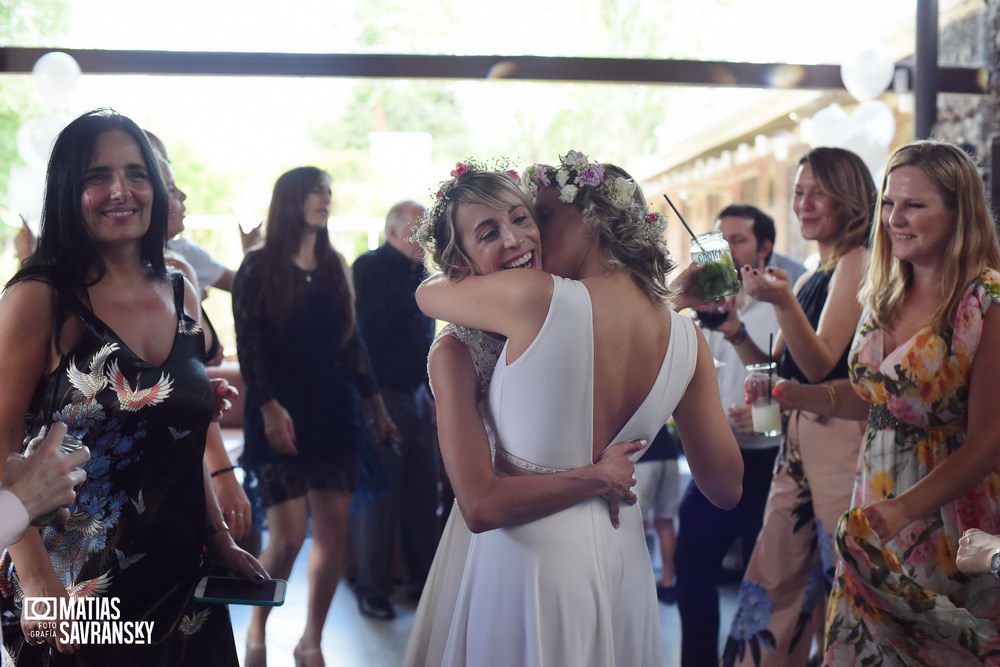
[428,324,504,399]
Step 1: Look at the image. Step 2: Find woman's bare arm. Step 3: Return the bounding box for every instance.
[771,378,871,420]
[0,280,83,652]
[766,248,865,382]
[416,269,553,342]
[431,336,640,533]
[671,327,743,509]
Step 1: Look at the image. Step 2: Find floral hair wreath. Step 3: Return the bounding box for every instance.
[521,150,667,243]
[414,159,521,253]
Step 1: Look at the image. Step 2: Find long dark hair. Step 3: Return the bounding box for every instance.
[8,108,169,291]
[260,167,355,343]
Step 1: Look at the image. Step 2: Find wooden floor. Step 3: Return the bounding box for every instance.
[229,535,740,667]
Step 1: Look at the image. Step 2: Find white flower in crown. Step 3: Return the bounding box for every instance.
[563,150,590,170]
[559,184,579,203]
[609,177,637,208]
[556,169,570,187]
[521,167,539,197]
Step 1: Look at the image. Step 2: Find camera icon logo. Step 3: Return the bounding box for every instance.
[23,597,58,621]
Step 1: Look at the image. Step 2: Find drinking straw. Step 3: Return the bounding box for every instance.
[663,193,706,252]
[767,333,774,396]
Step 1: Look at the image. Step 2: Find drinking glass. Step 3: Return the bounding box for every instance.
[745,362,782,437]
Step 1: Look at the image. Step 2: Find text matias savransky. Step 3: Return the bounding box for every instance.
[23,596,155,645]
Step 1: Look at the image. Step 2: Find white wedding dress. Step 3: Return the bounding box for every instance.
[439,275,698,666]
[403,324,504,667]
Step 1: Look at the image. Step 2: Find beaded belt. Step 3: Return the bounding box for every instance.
[868,404,962,432]
[868,404,904,431]
[494,446,568,477]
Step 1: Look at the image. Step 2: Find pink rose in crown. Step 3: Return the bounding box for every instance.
[435,189,445,198]
[533,164,553,187]
[574,164,605,187]
[506,169,520,181]
[646,213,657,223]
[450,163,471,178]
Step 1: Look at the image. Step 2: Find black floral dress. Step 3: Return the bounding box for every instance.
[0,273,238,666]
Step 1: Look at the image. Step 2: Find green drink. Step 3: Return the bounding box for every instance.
[691,231,740,301]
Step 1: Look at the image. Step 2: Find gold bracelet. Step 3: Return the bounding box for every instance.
[824,383,838,417]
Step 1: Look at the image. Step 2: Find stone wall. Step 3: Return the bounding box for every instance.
[934,0,999,210]
[934,3,993,162]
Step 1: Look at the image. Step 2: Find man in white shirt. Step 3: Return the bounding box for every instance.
[676,204,802,667]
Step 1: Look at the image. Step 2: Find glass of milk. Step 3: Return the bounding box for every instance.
[745,362,782,437]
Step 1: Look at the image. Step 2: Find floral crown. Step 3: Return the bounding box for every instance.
[414,159,521,254]
[520,150,666,242]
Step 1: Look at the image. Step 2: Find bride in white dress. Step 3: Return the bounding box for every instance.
[403,167,646,667]
[416,154,744,666]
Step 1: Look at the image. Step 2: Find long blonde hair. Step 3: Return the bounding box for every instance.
[579,164,674,304]
[861,140,1000,332]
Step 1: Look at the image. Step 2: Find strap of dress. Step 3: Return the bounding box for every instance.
[170,271,186,322]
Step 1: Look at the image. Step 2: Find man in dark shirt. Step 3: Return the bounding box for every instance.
[351,200,436,620]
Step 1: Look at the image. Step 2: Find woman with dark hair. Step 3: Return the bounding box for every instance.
[0,108,266,665]
[234,166,396,667]
[717,147,875,667]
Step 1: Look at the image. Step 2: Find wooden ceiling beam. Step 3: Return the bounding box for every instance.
[0,47,987,94]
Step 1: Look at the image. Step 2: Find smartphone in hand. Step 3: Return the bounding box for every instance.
[194,576,286,606]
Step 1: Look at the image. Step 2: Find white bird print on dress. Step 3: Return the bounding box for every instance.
[67,343,120,399]
[66,571,112,598]
[106,359,174,412]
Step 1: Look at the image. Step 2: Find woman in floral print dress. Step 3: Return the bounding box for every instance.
[771,141,1000,664]
[0,109,266,665]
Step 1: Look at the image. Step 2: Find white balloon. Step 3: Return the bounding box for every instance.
[840,44,895,102]
[8,165,46,232]
[32,51,82,108]
[808,104,851,147]
[841,132,889,182]
[850,100,896,147]
[15,114,69,168]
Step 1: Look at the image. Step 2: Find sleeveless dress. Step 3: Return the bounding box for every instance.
[724,267,865,667]
[825,270,1000,665]
[440,275,698,667]
[0,273,238,666]
[403,324,504,667]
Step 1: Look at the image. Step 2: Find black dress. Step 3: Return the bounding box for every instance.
[777,267,851,384]
[232,251,375,506]
[0,273,237,666]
